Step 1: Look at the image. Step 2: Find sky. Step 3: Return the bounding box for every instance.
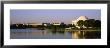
[10,9,101,24]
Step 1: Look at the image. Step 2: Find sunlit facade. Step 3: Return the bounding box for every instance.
[72,16,88,28]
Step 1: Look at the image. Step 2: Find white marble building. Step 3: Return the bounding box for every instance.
[72,16,88,28]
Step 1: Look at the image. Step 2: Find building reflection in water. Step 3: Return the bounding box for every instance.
[25,30,48,36]
[10,29,101,39]
[71,31,86,39]
[42,30,48,35]
[51,29,65,34]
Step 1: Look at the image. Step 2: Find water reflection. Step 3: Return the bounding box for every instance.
[71,31,101,39]
[10,29,101,39]
[51,30,65,34]
[71,31,85,39]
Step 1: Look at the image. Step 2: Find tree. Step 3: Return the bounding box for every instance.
[94,20,101,27]
[60,22,66,28]
[72,24,76,27]
[84,20,90,28]
[84,19,100,28]
[77,20,84,29]
[88,19,95,27]
[68,24,73,27]
[84,19,95,28]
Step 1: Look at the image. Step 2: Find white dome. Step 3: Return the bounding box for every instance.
[77,16,88,21]
[72,16,89,25]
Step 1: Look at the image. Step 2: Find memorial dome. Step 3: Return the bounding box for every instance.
[72,16,88,26]
[77,16,88,21]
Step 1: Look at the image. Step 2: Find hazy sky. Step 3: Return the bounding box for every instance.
[10,9,101,24]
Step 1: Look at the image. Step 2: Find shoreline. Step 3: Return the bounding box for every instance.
[10,28,101,32]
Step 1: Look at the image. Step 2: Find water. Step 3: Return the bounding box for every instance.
[10,29,101,39]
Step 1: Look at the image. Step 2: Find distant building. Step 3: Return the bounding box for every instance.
[52,22,61,25]
[42,23,51,26]
[72,16,88,28]
[28,23,42,26]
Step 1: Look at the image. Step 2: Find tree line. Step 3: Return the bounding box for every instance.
[10,19,101,30]
[77,19,101,29]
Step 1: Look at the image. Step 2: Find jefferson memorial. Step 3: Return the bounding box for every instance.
[72,16,88,28]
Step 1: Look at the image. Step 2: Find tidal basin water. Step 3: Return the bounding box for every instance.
[10,29,101,39]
